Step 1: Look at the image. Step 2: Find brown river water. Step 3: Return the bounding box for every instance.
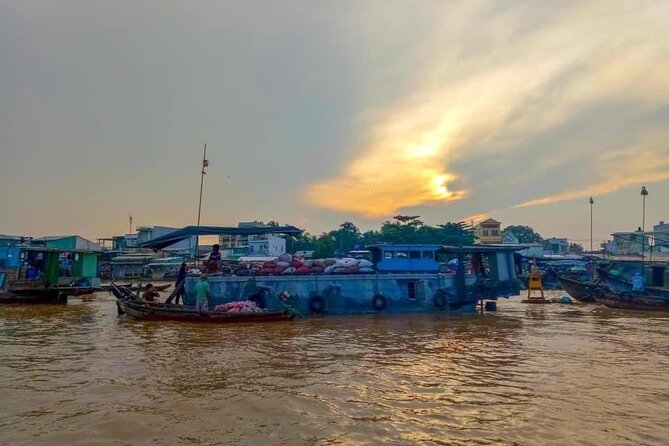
[1,291,668,446]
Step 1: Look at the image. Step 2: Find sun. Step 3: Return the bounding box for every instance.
[431,175,450,197]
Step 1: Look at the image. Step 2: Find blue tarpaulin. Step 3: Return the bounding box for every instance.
[138,225,303,250]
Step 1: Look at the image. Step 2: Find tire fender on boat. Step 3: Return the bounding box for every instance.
[371,294,387,311]
[308,295,325,314]
[433,289,448,308]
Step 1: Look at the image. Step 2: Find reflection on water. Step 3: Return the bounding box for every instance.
[0,293,668,445]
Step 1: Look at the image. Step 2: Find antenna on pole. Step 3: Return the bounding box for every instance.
[195,143,208,268]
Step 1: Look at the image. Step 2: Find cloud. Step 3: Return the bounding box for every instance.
[307,0,669,217]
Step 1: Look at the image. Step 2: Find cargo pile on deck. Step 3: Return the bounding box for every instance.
[234,254,375,276]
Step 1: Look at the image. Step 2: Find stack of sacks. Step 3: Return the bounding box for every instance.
[247,257,375,275]
[235,262,262,276]
[214,300,262,313]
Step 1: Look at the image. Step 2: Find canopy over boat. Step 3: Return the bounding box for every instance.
[139,225,303,250]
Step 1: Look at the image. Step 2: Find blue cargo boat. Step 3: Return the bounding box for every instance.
[141,227,520,316]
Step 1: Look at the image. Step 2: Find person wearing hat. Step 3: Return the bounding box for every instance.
[195,274,211,312]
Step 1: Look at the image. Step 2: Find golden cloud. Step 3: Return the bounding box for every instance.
[307,1,669,217]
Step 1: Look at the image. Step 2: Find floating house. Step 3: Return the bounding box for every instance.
[1,245,99,303]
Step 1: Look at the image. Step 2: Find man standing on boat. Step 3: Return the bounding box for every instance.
[206,244,222,274]
[195,275,211,312]
[174,262,187,305]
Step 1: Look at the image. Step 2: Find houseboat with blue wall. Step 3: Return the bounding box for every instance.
[0,242,100,304]
[140,226,520,315]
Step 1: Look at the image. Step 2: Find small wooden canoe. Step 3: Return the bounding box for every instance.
[116,298,294,323]
[594,289,669,312]
[111,285,294,323]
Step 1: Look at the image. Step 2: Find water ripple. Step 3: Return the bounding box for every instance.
[0,294,667,445]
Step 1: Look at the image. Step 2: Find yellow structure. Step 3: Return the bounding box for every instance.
[525,260,546,302]
[475,218,502,244]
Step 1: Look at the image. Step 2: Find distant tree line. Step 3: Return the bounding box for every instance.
[285,215,476,258]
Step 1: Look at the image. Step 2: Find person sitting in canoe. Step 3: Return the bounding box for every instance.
[141,283,161,305]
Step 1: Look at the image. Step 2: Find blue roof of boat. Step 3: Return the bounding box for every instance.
[140,225,303,250]
[366,243,521,253]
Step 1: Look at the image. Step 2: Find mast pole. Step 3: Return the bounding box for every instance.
[195,143,207,268]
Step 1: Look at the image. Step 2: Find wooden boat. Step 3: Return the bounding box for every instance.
[63,287,96,297]
[111,285,294,323]
[594,289,669,312]
[597,268,669,298]
[100,283,171,292]
[1,279,97,304]
[0,287,68,304]
[554,274,604,302]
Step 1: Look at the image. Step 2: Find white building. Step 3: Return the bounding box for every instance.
[248,234,286,257]
[653,221,669,253]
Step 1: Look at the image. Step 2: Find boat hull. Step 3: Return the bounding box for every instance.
[594,290,669,312]
[0,289,68,304]
[598,272,669,298]
[554,275,601,302]
[183,273,517,316]
[116,298,294,323]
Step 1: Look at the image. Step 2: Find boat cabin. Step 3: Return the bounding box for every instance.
[368,244,443,272]
[0,246,99,290]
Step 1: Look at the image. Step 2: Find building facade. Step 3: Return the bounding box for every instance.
[653,221,669,253]
[611,231,645,256]
[475,219,502,244]
[543,237,569,255]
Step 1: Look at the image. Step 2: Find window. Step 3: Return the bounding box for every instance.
[492,230,499,236]
[395,251,408,259]
[384,251,393,260]
[422,250,434,259]
[409,250,421,259]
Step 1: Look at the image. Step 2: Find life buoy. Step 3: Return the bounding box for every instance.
[620,292,633,302]
[591,287,605,300]
[371,294,387,311]
[433,290,448,308]
[308,295,325,314]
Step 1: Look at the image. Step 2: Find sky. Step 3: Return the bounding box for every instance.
[1,0,669,245]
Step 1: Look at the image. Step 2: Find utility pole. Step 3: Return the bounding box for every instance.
[589,197,594,253]
[129,215,133,234]
[641,186,648,275]
[195,143,208,268]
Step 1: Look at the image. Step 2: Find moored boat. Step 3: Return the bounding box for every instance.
[1,245,100,304]
[140,226,521,317]
[597,267,669,298]
[554,273,604,302]
[594,289,669,312]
